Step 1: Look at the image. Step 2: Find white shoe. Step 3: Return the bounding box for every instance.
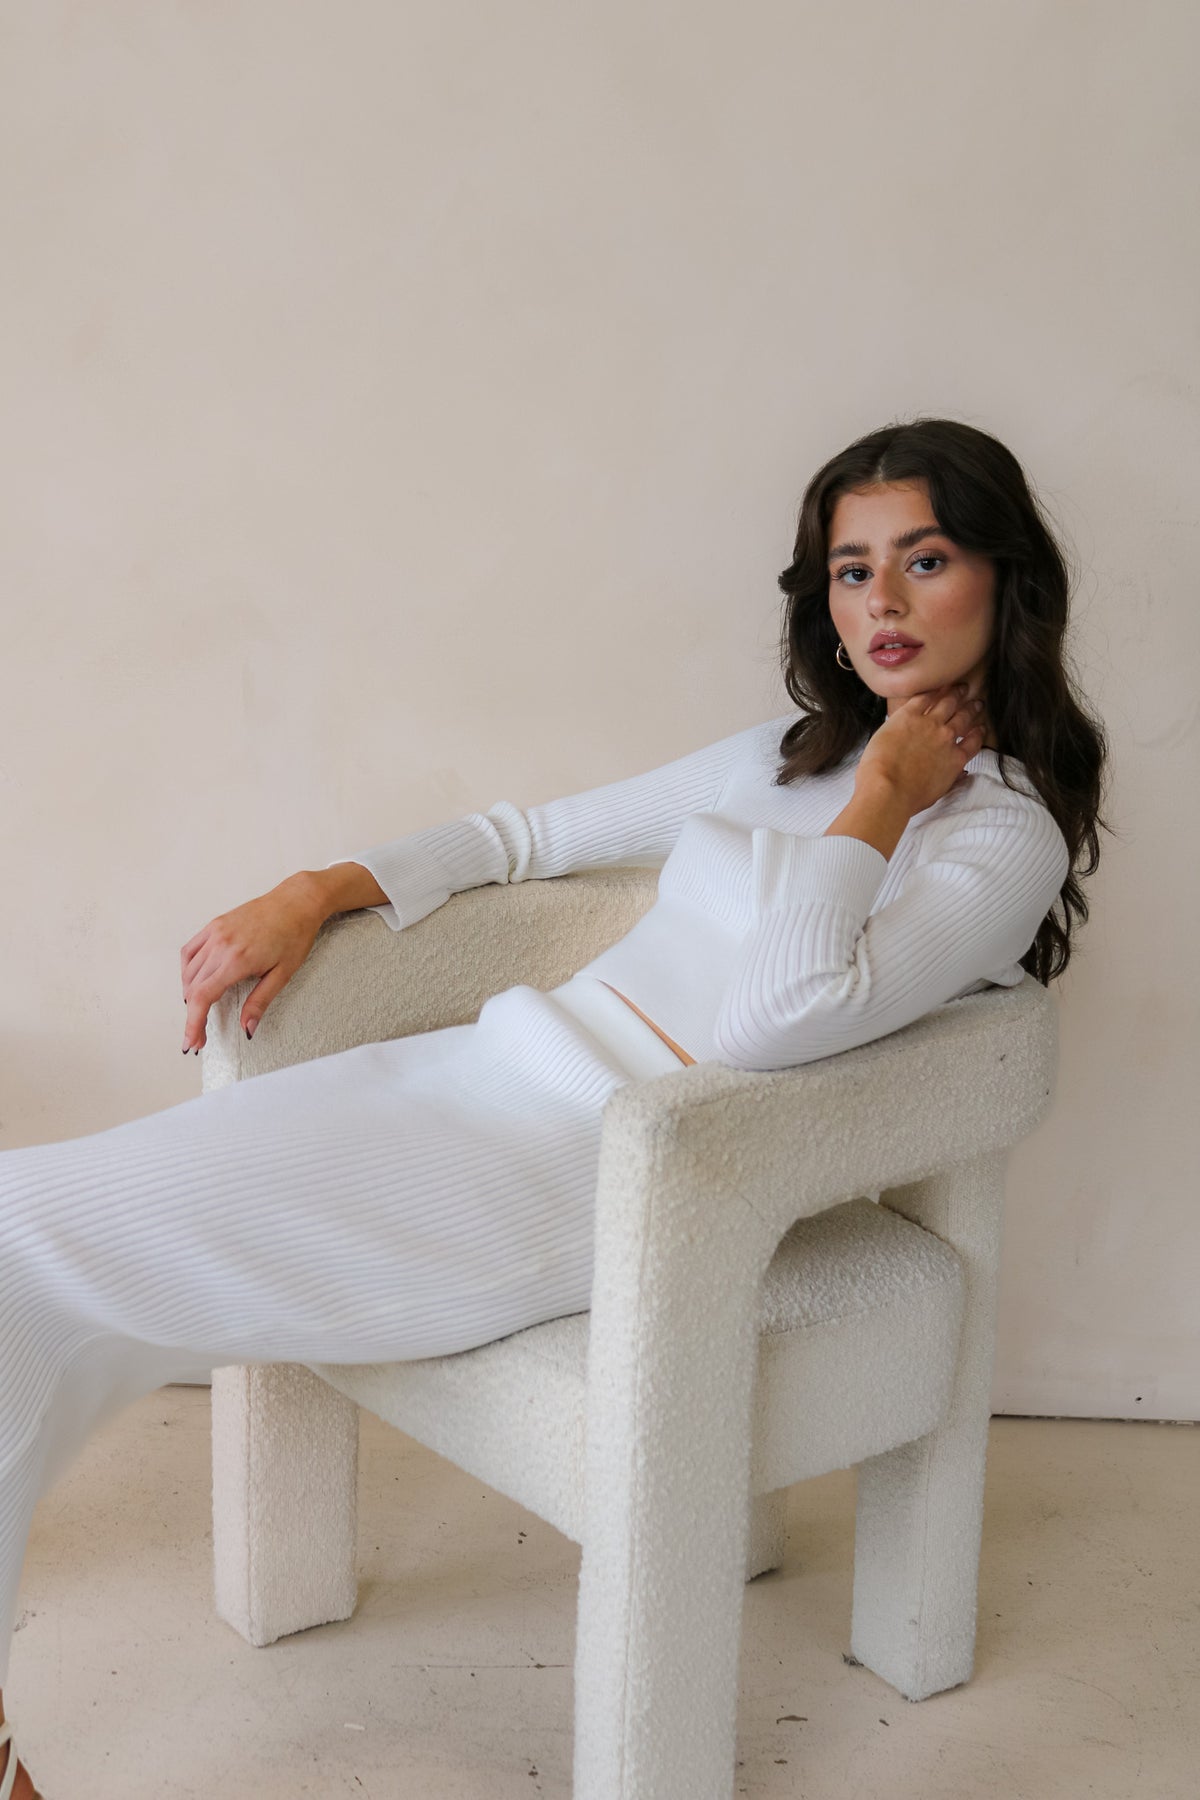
[0,1719,38,1800]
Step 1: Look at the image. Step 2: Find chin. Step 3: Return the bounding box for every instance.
[874,672,935,702]
[873,665,952,692]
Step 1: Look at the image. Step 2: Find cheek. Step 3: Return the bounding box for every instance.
[940,580,993,639]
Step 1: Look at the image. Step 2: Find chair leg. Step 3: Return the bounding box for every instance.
[573,1193,778,1800]
[746,1488,788,1581]
[212,1362,359,1647]
[849,1147,1007,1701]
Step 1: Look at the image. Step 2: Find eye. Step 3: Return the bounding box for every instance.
[832,552,947,585]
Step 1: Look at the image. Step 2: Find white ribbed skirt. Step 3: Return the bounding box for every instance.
[0,975,685,1683]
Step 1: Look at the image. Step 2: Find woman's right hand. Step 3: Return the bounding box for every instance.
[179,873,329,1053]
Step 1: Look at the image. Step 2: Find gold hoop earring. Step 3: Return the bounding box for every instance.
[836,640,854,670]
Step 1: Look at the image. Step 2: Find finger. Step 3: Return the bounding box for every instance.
[926,688,963,721]
[180,922,216,964]
[918,683,965,716]
[907,688,952,715]
[183,992,215,1053]
[183,932,215,968]
[181,952,235,1051]
[182,945,225,1007]
[240,965,292,1039]
[182,998,207,1054]
[181,927,231,992]
[180,931,210,983]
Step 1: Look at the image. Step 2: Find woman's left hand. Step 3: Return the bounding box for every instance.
[856,681,988,816]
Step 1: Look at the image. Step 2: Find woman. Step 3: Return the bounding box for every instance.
[0,417,1108,1798]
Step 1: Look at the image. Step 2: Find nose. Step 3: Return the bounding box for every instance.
[867,565,906,613]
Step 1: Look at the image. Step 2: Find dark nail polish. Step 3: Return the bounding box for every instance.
[245,1025,255,1041]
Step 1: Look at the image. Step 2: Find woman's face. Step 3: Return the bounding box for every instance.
[827,479,997,735]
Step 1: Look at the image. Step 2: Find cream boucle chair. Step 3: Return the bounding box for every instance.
[202,865,1058,1800]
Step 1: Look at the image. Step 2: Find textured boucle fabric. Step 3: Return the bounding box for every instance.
[313,1195,965,1544]
[212,1363,358,1648]
[206,874,1058,1799]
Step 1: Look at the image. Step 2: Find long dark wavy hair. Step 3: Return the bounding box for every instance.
[775,417,1111,984]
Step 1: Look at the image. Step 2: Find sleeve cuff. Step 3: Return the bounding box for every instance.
[751,827,889,918]
[323,838,454,933]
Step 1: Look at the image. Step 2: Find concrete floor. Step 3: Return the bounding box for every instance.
[6,1389,1196,1799]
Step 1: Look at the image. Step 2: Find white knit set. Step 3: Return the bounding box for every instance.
[0,714,1069,1683]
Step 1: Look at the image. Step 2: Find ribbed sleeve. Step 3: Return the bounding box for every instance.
[326,717,781,932]
[711,804,1071,1071]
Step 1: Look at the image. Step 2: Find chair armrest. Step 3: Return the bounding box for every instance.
[201,865,658,1091]
[575,976,1058,1673]
[573,978,1058,1781]
[591,973,1058,1262]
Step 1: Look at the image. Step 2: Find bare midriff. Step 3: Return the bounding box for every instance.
[597,981,696,1067]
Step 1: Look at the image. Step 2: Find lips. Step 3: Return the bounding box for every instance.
[868,631,923,651]
[869,643,922,667]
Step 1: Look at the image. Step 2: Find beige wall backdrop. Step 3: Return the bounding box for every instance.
[2,2,1196,1419]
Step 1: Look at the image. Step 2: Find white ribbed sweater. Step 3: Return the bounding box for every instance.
[332,714,1070,1069]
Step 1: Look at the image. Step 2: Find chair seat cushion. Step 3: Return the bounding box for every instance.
[313,1195,965,1543]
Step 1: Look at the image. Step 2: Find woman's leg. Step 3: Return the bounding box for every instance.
[0,982,628,1697]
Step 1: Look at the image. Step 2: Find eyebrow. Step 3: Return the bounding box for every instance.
[827,524,948,562]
